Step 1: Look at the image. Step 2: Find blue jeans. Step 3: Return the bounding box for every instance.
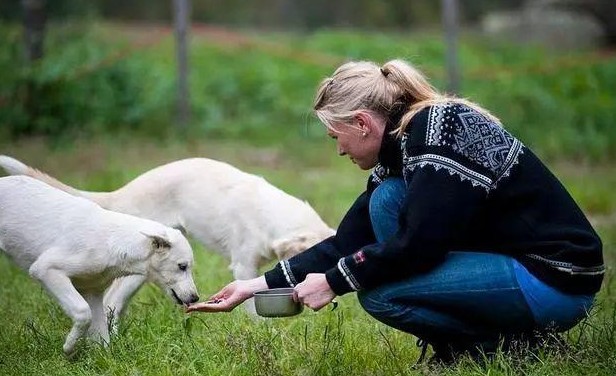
[360,177,594,351]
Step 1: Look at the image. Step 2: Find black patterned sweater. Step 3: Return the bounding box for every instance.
[265,103,604,296]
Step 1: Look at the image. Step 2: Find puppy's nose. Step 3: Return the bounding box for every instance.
[188,294,199,304]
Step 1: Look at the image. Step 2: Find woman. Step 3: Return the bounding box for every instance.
[187,59,604,363]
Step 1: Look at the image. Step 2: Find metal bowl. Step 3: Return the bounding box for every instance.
[253,288,303,318]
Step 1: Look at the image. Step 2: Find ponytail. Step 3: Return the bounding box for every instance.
[314,59,500,136]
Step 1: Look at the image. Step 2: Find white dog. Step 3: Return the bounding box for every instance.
[0,156,335,315]
[0,176,199,355]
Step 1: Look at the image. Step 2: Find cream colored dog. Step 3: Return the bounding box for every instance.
[0,156,335,314]
[0,176,199,355]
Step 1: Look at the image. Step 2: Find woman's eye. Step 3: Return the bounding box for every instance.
[178,263,188,271]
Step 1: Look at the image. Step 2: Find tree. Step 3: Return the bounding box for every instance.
[173,0,191,131]
[442,0,460,95]
[21,0,47,134]
[21,0,46,62]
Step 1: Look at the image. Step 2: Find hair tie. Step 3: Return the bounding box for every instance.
[380,67,389,77]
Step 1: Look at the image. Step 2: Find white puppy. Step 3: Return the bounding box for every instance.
[0,156,335,314]
[0,176,199,355]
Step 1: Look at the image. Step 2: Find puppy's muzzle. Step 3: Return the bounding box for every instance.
[172,289,199,305]
[187,293,199,304]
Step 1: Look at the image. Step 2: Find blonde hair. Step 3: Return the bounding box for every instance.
[314,59,500,136]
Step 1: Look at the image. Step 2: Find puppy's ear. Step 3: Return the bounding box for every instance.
[173,225,187,236]
[141,231,172,252]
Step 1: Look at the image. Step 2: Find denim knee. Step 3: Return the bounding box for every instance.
[358,289,422,335]
[358,289,396,318]
[369,178,406,243]
[369,178,405,219]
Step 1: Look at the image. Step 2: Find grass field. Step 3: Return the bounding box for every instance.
[1,22,616,375]
[0,136,615,376]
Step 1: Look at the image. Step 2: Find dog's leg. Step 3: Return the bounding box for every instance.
[103,275,146,335]
[231,262,259,281]
[84,293,110,346]
[29,261,91,355]
[230,258,260,315]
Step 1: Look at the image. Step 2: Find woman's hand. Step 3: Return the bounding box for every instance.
[294,273,336,311]
[185,276,268,313]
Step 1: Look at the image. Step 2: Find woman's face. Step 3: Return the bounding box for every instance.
[327,112,385,170]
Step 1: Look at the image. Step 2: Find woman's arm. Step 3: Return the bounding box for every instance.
[264,190,378,288]
[186,190,378,312]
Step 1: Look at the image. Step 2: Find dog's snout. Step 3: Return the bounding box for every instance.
[188,294,199,304]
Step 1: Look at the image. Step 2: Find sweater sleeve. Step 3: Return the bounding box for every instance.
[264,190,377,288]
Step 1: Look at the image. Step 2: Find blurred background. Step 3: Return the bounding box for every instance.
[0,0,615,160]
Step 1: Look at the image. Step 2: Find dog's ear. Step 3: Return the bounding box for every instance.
[140,231,172,252]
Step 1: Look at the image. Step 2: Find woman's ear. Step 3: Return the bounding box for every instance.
[355,112,371,134]
[355,111,383,136]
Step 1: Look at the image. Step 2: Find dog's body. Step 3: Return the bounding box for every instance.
[0,156,335,313]
[0,176,199,354]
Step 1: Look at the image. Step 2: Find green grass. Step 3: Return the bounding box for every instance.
[1,138,616,375]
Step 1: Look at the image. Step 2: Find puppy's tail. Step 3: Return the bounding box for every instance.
[0,155,110,206]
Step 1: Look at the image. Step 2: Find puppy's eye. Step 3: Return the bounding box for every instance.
[178,263,188,271]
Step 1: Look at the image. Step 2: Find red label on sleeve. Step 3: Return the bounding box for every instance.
[353,250,366,264]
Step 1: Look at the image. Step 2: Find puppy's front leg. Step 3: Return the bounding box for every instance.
[103,275,146,335]
[84,294,110,346]
[29,262,91,355]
